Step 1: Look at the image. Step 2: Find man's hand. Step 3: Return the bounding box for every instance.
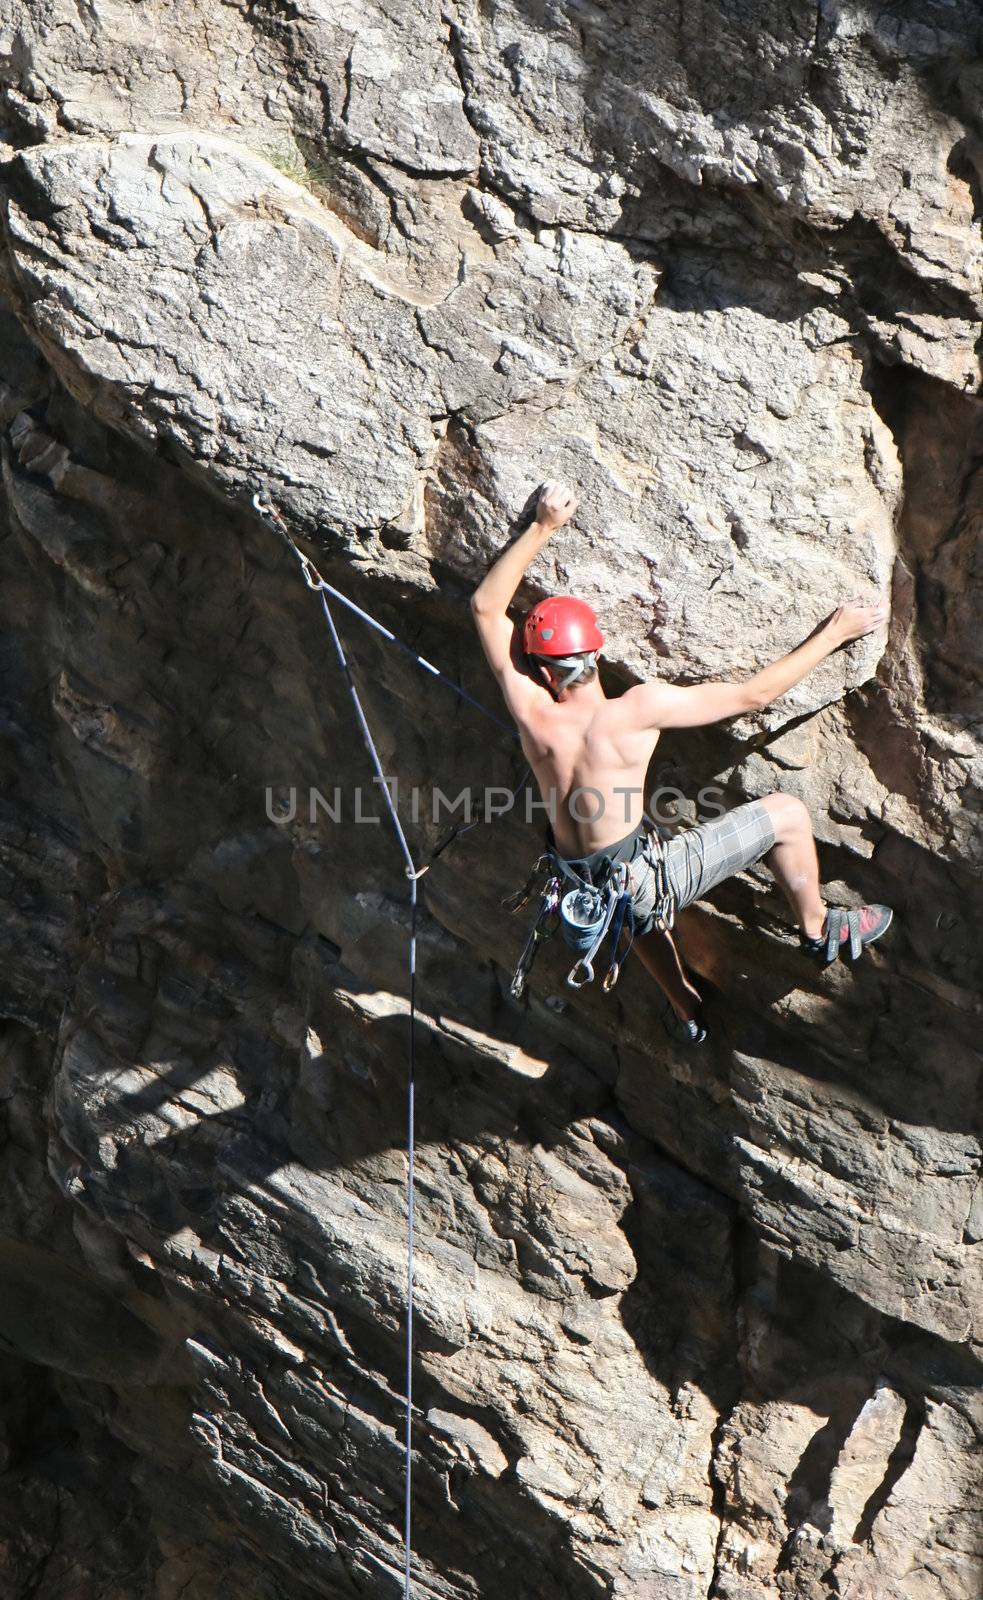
[470,477,580,716]
[535,479,579,531]
[825,596,890,647]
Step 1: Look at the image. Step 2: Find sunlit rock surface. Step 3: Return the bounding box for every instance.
[0,3,980,1597]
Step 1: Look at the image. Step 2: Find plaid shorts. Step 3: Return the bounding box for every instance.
[628,799,777,932]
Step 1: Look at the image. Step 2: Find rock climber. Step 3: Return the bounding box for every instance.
[470,480,894,1043]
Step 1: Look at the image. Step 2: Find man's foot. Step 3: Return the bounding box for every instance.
[661,999,707,1046]
[799,904,893,964]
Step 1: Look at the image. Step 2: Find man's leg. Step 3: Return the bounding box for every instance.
[630,793,825,1021]
[651,794,825,987]
[756,792,826,939]
[633,926,703,1021]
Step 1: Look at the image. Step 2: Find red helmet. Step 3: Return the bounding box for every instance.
[523,596,604,658]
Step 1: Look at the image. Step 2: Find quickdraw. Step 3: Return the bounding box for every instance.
[506,867,561,999]
[561,862,633,990]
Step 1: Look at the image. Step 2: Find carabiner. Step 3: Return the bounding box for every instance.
[602,962,621,993]
[299,554,323,591]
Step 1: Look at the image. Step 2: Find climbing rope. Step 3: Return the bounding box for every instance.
[315,588,423,1600]
[253,488,530,867]
[253,489,517,737]
[251,487,526,1600]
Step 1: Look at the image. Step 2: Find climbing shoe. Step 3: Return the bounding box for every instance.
[661,1000,707,1046]
[799,904,893,965]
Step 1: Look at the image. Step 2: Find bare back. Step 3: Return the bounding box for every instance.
[514,686,660,857]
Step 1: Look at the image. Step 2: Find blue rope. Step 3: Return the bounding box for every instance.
[318,593,421,872]
[314,576,518,739]
[318,589,421,1600]
[253,490,518,740]
[307,564,531,859]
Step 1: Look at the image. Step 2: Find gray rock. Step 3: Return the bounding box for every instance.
[0,4,979,1598]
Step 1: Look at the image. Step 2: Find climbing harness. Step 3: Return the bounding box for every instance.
[252,486,528,1600]
[505,820,676,997]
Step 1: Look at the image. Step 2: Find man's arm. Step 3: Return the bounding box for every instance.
[631,598,890,729]
[470,480,579,707]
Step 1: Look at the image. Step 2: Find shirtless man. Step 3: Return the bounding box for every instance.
[470,480,893,1041]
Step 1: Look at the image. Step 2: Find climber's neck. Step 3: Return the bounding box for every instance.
[546,676,605,707]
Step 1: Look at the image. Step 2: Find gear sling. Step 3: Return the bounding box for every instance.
[506,818,676,998]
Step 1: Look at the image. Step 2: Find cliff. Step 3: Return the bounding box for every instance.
[0,3,980,1597]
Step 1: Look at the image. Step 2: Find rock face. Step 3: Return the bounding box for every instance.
[0,4,980,1598]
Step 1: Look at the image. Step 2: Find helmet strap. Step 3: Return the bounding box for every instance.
[531,652,599,697]
[528,655,559,700]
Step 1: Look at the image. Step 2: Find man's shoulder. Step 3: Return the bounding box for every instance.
[509,689,551,740]
[602,681,659,722]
